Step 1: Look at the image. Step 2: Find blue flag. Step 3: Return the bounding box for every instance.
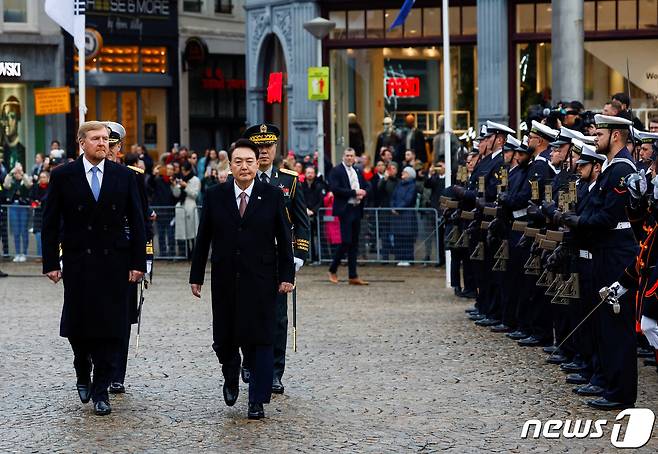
[389,0,416,31]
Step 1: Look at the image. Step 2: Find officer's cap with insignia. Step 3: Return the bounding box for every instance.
[104,121,126,145]
[503,134,521,152]
[242,123,281,146]
[515,135,531,154]
[635,130,658,145]
[549,126,585,147]
[574,139,606,164]
[485,120,516,136]
[594,114,633,130]
[477,124,489,140]
[529,120,559,141]
[582,135,597,146]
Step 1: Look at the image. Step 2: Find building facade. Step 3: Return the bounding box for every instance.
[246,0,658,165]
[179,0,247,153]
[0,0,66,169]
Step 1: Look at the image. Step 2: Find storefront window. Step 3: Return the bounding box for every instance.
[329,46,476,162]
[329,11,346,39]
[517,43,552,121]
[142,88,167,153]
[449,7,460,35]
[639,0,658,29]
[535,3,552,33]
[584,2,596,31]
[462,6,477,35]
[423,8,441,37]
[385,10,402,38]
[183,0,203,13]
[597,1,616,31]
[516,4,535,33]
[348,10,365,39]
[618,0,637,29]
[3,0,27,23]
[366,10,384,38]
[404,8,421,38]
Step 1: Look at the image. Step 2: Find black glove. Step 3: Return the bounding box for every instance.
[562,213,580,228]
[498,192,509,205]
[541,200,557,217]
[552,210,563,225]
[475,197,485,210]
[526,201,540,217]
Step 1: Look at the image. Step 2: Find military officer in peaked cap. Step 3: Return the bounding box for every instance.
[103,121,154,395]
[241,123,310,395]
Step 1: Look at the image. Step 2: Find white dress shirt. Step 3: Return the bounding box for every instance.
[343,162,360,205]
[82,155,105,190]
[257,166,274,182]
[234,180,255,209]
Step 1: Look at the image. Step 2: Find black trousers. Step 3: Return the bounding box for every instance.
[273,291,288,381]
[112,324,131,384]
[214,343,273,404]
[69,337,120,403]
[329,207,361,278]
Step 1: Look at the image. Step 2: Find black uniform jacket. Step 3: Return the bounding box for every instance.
[41,158,147,339]
[189,180,294,346]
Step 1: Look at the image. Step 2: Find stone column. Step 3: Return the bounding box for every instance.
[477,0,509,126]
[551,0,584,103]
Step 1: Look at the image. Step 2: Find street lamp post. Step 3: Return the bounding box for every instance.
[303,17,335,179]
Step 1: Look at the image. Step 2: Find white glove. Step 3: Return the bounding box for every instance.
[626,170,647,200]
[652,175,658,200]
[146,260,153,276]
[294,257,304,272]
[608,281,628,298]
[640,316,658,348]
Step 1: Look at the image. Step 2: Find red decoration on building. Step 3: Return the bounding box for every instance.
[386,77,420,98]
[267,72,284,103]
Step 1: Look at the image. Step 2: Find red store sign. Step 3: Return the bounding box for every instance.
[202,68,246,90]
[386,77,420,98]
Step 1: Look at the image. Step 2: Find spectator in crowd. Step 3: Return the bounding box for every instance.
[197,148,210,178]
[377,162,399,261]
[172,161,200,258]
[49,140,60,151]
[348,113,365,156]
[137,144,154,176]
[217,169,229,184]
[30,170,49,257]
[649,116,658,133]
[31,153,44,181]
[189,151,199,176]
[369,160,387,207]
[465,151,479,178]
[323,191,341,258]
[602,100,622,116]
[423,161,447,265]
[375,117,401,160]
[390,166,418,267]
[217,150,230,173]
[358,154,374,181]
[150,164,177,258]
[301,166,325,263]
[202,167,220,194]
[3,163,33,262]
[403,149,423,174]
[172,161,181,178]
[283,151,297,171]
[432,116,460,166]
[294,162,305,183]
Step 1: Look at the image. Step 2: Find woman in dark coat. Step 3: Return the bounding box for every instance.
[391,166,419,265]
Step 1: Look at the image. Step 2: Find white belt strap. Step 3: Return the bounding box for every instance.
[579,250,592,259]
[613,222,631,230]
[513,208,527,219]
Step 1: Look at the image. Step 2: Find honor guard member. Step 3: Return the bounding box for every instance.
[556,114,638,410]
[104,121,154,394]
[242,123,311,395]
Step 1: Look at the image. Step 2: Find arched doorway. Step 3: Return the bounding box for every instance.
[260,34,288,157]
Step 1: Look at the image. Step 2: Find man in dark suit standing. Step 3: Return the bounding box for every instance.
[328,147,369,285]
[41,121,146,416]
[189,139,294,420]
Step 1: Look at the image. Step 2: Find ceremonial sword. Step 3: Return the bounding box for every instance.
[292,277,298,352]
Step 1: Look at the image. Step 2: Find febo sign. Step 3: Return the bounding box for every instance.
[386,77,420,98]
[267,72,284,104]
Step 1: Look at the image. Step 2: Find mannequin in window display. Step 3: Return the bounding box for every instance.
[375,117,401,162]
[1,96,25,170]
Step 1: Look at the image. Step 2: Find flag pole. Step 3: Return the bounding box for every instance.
[78,37,86,126]
[442,0,452,288]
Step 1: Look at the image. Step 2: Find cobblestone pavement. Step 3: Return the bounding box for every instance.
[1,261,657,453]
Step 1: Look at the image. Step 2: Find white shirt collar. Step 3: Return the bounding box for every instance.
[82,155,105,174]
[258,166,273,178]
[343,162,354,171]
[491,149,503,160]
[234,180,255,200]
[588,181,597,192]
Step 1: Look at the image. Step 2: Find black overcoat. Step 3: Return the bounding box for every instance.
[41,158,147,339]
[189,180,294,346]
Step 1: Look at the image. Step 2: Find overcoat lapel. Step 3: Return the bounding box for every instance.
[241,180,263,223]
[70,157,96,205]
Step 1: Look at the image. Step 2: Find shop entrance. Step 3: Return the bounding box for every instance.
[261,34,288,156]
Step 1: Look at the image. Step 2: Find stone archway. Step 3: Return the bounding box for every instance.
[258,34,288,156]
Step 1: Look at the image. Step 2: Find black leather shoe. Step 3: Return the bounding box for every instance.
[560,361,588,373]
[546,353,568,364]
[468,313,486,321]
[248,402,265,420]
[586,398,633,411]
[94,400,112,416]
[460,290,477,299]
[542,345,558,354]
[565,373,589,385]
[506,330,528,340]
[223,382,239,406]
[637,347,654,358]
[453,287,463,297]
[272,377,284,394]
[241,368,251,384]
[76,383,91,404]
[0,269,7,278]
[109,382,125,394]
[643,357,657,367]
[518,336,550,347]
[475,318,500,327]
[490,323,511,333]
[464,307,477,314]
[573,384,604,396]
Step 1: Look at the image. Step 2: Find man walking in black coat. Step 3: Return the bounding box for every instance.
[189,139,294,420]
[328,147,369,285]
[41,121,146,416]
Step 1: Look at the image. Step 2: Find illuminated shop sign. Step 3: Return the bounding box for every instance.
[0,62,22,77]
[202,68,246,90]
[385,77,420,98]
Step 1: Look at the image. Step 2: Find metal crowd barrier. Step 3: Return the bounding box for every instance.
[0,204,195,261]
[313,207,443,265]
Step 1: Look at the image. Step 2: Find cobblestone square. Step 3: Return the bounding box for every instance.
[1,262,657,452]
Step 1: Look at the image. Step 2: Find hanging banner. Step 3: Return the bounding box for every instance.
[308,66,329,101]
[34,86,71,116]
[267,72,284,104]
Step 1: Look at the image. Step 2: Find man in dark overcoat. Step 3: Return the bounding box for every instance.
[189,139,294,420]
[41,121,146,416]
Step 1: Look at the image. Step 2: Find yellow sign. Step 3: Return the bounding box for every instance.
[308,66,329,101]
[34,86,71,116]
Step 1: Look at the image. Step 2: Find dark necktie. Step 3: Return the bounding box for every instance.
[239,192,248,217]
[260,173,269,184]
